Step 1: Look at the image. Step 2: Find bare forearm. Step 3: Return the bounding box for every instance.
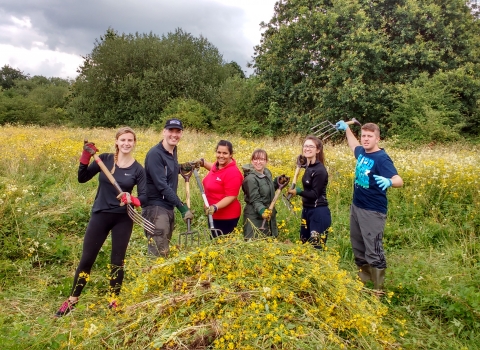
[213,196,236,209]
[203,160,213,171]
[391,175,403,188]
[345,128,360,153]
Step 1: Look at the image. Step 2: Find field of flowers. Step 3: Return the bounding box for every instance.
[0,125,479,349]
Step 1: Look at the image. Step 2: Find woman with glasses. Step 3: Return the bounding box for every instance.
[287,136,331,249]
[242,149,288,239]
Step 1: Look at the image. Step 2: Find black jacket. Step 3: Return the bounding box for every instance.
[144,141,182,210]
[299,161,329,208]
[78,153,147,213]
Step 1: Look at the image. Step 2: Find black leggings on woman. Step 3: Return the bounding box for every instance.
[71,212,133,297]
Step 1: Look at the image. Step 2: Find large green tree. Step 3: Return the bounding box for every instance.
[0,65,29,90]
[69,28,235,127]
[253,0,480,134]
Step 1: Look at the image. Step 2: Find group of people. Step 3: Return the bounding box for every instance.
[55,118,403,317]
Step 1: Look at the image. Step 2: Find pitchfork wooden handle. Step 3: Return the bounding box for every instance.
[286,166,301,201]
[260,181,289,230]
[83,140,121,194]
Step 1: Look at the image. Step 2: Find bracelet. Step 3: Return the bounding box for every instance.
[213,204,218,212]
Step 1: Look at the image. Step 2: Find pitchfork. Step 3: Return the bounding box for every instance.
[178,164,200,247]
[284,154,308,210]
[311,118,362,141]
[192,168,223,239]
[259,176,290,232]
[84,140,155,235]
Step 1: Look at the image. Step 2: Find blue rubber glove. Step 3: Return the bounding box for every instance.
[373,175,392,191]
[335,120,348,131]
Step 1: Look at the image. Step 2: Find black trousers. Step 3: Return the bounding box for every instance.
[71,212,133,297]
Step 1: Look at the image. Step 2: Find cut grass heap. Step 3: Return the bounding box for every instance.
[91,235,396,349]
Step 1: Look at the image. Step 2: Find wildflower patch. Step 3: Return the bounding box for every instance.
[111,236,395,349]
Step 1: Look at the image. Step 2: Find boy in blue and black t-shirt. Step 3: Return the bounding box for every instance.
[336,121,403,293]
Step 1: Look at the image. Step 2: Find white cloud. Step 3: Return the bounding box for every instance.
[0,44,83,79]
[0,0,277,78]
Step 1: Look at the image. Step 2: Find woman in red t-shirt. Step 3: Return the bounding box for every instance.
[200,140,243,237]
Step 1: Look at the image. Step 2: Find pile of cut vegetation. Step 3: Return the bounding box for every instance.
[79,236,396,349]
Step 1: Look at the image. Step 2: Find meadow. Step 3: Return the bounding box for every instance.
[0,125,479,349]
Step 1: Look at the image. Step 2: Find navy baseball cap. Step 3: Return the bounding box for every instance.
[164,118,183,130]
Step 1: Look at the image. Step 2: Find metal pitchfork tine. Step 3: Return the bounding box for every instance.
[192,167,223,239]
[84,140,155,235]
[311,118,362,141]
[179,164,200,247]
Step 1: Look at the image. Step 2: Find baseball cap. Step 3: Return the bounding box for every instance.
[164,118,183,130]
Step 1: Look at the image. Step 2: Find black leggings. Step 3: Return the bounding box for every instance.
[71,212,133,297]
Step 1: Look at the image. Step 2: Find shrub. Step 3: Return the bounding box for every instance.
[157,98,215,131]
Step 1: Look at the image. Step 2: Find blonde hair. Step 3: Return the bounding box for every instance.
[111,127,136,174]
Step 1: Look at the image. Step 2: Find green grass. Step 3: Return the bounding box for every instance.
[0,128,479,349]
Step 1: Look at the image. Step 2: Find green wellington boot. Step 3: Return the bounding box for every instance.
[358,264,372,284]
[370,267,386,292]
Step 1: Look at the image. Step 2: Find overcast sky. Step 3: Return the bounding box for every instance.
[0,0,277,79]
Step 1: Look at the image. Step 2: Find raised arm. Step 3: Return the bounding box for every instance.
[336,120,360,153]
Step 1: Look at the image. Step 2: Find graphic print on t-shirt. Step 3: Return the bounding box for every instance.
[355,154,374,189]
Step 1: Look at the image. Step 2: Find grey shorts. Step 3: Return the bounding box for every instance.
[142,205,175,257]
[349,204,387,269]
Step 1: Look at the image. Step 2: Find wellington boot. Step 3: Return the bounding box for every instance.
[357,264,371,284]
[371,267,386,294]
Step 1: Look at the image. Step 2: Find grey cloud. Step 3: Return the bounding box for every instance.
[0,0,257,74]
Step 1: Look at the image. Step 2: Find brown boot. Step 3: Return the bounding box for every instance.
[357,264,371,284]
[371,267,386,295]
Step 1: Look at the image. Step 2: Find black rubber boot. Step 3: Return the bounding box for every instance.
[357,264,371,284]
[371,267,386,292]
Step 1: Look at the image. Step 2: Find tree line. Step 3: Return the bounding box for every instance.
[1,0,480,142]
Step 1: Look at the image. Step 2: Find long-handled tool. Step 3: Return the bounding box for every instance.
[192,168,223,239]
[285,155,307,209]
[259,176,290,231]
[85,140,155,234]
[311,118,362,141]
[178,165,199,247]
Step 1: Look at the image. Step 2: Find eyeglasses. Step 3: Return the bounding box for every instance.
[303,145,316,149]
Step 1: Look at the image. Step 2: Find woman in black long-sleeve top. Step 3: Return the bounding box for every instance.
[288,135,331,249]
[55,127,147,317]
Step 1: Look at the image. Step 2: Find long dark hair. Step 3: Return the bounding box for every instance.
[216,140,233,155]
[304,135,325,164]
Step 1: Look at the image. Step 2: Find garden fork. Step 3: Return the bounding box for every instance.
[179,164,200,247]
[192,167,223,239]
[84,140,155,234]
[311,118,362,141]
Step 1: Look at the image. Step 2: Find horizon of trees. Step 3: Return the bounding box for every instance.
[1,0,480,142]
